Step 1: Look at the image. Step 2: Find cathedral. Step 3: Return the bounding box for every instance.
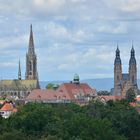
[0,25,40,100]
[113,46,138,97]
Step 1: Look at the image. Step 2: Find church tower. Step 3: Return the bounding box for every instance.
[129,46,137,87]
[114,46,122,95]
[25,24,38,80]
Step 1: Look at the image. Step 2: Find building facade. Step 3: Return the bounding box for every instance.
[113,46,138,96]
[0,25,39,100]
[26,74,97,105]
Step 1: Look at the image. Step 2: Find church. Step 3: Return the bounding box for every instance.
[113,45,138,97]
[0,25,40,100]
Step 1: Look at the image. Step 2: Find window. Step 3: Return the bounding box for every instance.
[132,75,134,84]
[29,61,32,71]
[117,75,119,81]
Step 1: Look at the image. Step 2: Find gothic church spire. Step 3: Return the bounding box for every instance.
[129,44,136,65]
[114,45,121,65]
[25,24,38,80]
[18,59,21,80]
[28,24,35,55]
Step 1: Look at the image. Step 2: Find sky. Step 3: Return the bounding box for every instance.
[0,0,140,81]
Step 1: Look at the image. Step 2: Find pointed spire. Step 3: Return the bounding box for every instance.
[131,41,135,54]
[129,43,136,65]
[114,43,121,65]
[18,59,21,80]
[28,24,35,55]
[116,43,120,58]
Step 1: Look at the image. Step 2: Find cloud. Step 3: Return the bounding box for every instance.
[34,0,66,13]
[0,35,28,50]
[0,0,140,81]
[97,23,128,34]
[104,0,140,12]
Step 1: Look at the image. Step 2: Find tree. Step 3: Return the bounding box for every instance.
[2,101,140,140]
[0,130,37,140]
[46,83,55,89]
[126,88,136,103]
[46,83,59,90]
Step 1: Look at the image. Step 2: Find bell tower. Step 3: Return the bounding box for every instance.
[114,46,122,95]
[129,46,137,87]
[25,24,38,80]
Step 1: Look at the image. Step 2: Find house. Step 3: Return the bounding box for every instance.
[0,103,17,118]
[95,95,123,104]
[26,89,71,103]
[26,74,97,105]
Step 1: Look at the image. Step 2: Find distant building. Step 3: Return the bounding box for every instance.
[0,25,39,100]
[112,45,138,97]
[26,74,97,105]
[95,96,123,104]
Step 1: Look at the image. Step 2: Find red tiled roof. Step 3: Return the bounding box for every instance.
[96,96,123,102]
[1,103,14,111]
[136,97,140,101]
[57,83,96,100]
[26,83,96,101]
[130,102,136,107]
[26,89,71,101]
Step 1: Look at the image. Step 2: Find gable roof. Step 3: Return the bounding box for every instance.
[26,89,71,101]
[0,103,14,111]
[26,82,96,103]
[57,83,96,99]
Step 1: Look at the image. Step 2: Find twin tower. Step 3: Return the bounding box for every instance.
[114,46,138,96]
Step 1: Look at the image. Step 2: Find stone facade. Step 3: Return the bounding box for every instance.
[25,24,38,80]
[113,46,138,97]
[26,74,97,105]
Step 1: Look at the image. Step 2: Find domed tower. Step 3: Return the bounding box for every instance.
[114,46,122,95]
[129,46,137,87]
[73,74,80,84]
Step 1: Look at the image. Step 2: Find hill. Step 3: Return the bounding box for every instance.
[40,78,140,91]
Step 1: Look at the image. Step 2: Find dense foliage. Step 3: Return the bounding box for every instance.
[0,100,140,140]
[126,88,136,102]
[97,90,111,96]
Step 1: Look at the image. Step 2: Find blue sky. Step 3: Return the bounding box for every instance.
[0,0,140,81]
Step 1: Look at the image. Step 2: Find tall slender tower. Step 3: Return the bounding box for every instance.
[25,24,38,80]
[114,46,122,95]
[18,60,21,80]
[129,46,137,87]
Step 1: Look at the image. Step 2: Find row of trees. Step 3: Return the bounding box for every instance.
[0,98,139,140]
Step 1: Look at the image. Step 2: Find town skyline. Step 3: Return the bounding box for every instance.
[0,0,140,81]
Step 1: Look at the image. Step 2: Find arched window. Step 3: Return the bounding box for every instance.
[132,75,134,84]
[117,75,119,81]
[29,61,32,71]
